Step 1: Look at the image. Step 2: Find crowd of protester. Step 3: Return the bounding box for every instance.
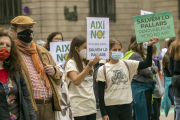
[0,15,179,120]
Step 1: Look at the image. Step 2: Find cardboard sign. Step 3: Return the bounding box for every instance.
[141,10,153,15]
[50,41,71,65]
[87,17,109,60]
[133,11,175,43]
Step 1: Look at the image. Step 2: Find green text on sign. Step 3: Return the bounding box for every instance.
[91,21,105,39]
[133,11,175,43]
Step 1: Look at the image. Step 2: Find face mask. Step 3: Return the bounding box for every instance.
[0,47,10,61]
[17,29,34,43]
[111,51,122,60]
[79,49,87,59]
[143,42,148,50]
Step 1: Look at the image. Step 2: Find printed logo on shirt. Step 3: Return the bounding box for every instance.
[111,70,128,86]
[83,76,93,83]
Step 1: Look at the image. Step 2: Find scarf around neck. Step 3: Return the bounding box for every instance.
[15,39,50,88]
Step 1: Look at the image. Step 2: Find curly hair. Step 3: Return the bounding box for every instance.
[0,28,21,77]
[44,32,63,51]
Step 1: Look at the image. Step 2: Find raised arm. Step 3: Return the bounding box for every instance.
[138,45,152,70]
[138,37,159,70]
[68,55,101,86]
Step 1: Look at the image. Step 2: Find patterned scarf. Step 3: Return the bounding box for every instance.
[15,39,50,88]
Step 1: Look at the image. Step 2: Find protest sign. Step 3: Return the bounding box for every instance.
[133,11,175,43]
[50,41,71,65]
[141,10,153,15]
[87,17,109,60]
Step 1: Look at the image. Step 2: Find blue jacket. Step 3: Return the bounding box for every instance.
[161,77,173,117]
[131,80,155,120]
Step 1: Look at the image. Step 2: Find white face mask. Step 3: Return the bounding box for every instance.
[79,49,87,59]
[143,42,148,50]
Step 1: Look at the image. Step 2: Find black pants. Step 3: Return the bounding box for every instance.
[74,113,96,120]
[133,89,152,120]
[106,104,133,120]
[151,98,161,120]
[145,89,153,120]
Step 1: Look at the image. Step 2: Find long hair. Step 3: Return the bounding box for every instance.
[163,37,175,72]
[64,35,93,75]
[110,38,122,50]
[0,28,21,77]
[152,44,157,57]
[128,35,145,60]
[170,28,180,60]
[44,32,63,51]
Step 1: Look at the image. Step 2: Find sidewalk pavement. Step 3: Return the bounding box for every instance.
[96,107,175,120]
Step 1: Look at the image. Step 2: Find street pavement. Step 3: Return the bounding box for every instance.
[96,107,175,120]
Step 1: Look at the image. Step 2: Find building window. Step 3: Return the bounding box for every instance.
[0,0,22,24]
[89,0,116,22]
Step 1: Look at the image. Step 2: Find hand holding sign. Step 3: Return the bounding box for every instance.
[148,37,160,46]
[89,54,102,66]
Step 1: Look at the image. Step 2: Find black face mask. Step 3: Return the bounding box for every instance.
[17,29,34,43]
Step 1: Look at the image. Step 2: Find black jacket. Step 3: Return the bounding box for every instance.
[169,56,180,97]
[129,53,154,84]
[0,73,37,120]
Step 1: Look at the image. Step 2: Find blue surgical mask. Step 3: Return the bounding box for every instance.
[111,51,122,60]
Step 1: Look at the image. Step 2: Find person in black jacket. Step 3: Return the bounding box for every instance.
[0,28,37,120]
[169,28,180,120]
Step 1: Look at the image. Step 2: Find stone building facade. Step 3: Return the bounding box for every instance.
[0,0,179,50]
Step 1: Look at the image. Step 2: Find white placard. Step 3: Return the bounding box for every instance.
[141,10,153,15]
[86,17,109,60]
[50,41,71,65]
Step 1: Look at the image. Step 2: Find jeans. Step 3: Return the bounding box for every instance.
[74,113,96,120]
[174,96,180,120]
[106,104,133,120]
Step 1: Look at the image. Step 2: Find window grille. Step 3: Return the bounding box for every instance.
[89,0,116,22]
[0,0,22,24]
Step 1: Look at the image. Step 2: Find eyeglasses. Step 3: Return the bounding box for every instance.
[54,38,62,41]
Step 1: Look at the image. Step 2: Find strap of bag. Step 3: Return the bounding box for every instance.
[103,65,107,89]
[123,61,136,103]
[123,61,130,79]
[68,81,71,88]
[103,65,106,80]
